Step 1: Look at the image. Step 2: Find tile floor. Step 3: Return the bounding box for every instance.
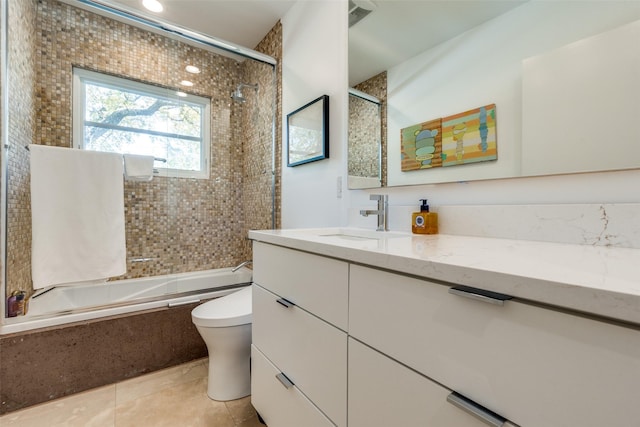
[0,358,264,427]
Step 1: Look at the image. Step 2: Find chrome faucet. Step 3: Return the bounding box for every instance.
[359,194,388,231]
[232,260,252,272]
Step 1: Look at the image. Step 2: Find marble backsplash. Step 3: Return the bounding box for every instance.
[351,203,640,249]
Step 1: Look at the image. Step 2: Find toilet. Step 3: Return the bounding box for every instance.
[191,285,252,401]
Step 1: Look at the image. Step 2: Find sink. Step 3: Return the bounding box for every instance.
[317,229,408,241]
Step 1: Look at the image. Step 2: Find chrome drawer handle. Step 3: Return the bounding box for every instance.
[448,285,513,306]
[447,392,507,427]
[276,297,295,308]
[275,372,295,389]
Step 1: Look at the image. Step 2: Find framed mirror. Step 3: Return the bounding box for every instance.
[287,95,329,167]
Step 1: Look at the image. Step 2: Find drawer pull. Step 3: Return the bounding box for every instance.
[448,285,513,306]
[276,297,296,308]
[275,372,295,389]
[447,392,507,427]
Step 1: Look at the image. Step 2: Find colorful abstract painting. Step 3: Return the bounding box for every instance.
[400,118,442,171]
[441,104,497,167]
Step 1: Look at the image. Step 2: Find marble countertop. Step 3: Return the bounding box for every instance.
[248,228,640,325]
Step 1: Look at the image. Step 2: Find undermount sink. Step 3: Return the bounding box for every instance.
[317,229,408,241]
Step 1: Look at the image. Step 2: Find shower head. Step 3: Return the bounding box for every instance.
[231,87,246,103]
[231,83,258,103]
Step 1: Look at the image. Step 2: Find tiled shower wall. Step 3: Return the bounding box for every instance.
[4,0,280,297]
[348,94,381,179]
[239,22,283,261]
[5,0,36,299]
[354,71,387,186]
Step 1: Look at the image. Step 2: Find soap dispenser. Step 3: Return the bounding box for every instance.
[412,199,438,235]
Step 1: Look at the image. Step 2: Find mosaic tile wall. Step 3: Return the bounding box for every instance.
[354,71,387,186]
[239,21,283,261]
[4,0,280,298]
[5,0,36,298]
[349,94,381,178]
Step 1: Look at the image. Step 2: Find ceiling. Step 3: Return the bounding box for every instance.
[348,0,527,86]
[102,0,526,84]
[105,0,297,49]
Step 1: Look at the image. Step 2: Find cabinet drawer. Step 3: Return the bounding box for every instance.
[251,345,334,427]
[349,338,517,427]
[349,265,640,427]
[253,242,348,330]
[253,284,347,427]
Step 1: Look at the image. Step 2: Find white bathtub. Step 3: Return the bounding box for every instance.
[0,267,252,335]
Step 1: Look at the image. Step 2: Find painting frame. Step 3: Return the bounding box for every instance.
[400,104,497,172]
[287,95,330,167]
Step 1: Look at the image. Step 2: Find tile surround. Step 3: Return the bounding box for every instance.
[4,0,280,297]
[2,0,282,415]
[354,72,387,186]
[5,0,37,298]
[349,93,381,179]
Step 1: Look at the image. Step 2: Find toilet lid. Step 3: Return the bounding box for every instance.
[191,285,252,327]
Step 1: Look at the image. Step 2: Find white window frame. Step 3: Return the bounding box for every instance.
[72,68,211,179]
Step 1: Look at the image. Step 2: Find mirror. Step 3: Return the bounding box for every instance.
[287,95,330,167]
[348,1,640,187]
[521,18,640,176]
[348,88,382,189]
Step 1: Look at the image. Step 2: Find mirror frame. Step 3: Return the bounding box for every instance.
[286,95,329,167]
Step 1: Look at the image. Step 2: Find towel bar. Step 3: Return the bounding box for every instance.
[25,145,167,165]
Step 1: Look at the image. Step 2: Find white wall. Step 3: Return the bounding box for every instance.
[281,0,349,228]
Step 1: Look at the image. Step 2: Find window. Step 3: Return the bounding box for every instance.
[73,68,210,179]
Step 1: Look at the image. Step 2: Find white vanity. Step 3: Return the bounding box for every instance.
[249,228,640,427]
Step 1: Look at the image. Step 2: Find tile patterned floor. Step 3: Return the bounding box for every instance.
[0,358,264,427]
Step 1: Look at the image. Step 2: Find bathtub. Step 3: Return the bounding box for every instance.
[0,267,252,335]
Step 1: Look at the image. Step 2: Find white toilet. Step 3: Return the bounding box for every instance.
[191,285,252,401]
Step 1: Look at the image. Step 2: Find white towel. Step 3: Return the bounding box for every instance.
[123,154,155,181]
[30,145,127,289]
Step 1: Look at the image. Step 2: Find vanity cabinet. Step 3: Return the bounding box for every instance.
[349,338,517,427]
[251,239,640,427]
[349,264,640,427]
[251,345,334,427]
[251,242,348,427]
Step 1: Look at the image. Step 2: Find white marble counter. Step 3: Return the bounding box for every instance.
[249,228,640,325]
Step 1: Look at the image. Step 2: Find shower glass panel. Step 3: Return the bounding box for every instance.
[1,0,277,320]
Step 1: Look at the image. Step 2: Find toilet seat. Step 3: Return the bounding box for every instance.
[191,286,252,328]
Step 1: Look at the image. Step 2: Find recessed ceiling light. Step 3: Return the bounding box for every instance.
[142,0,163,13]
[176,91,187,97]
[179,80,194,87]
[185,65,201,74]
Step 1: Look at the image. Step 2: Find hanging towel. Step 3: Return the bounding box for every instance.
[30,145,127,289]
[123,153,155,181]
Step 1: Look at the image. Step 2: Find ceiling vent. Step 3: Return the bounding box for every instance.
[349,0,376,28]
